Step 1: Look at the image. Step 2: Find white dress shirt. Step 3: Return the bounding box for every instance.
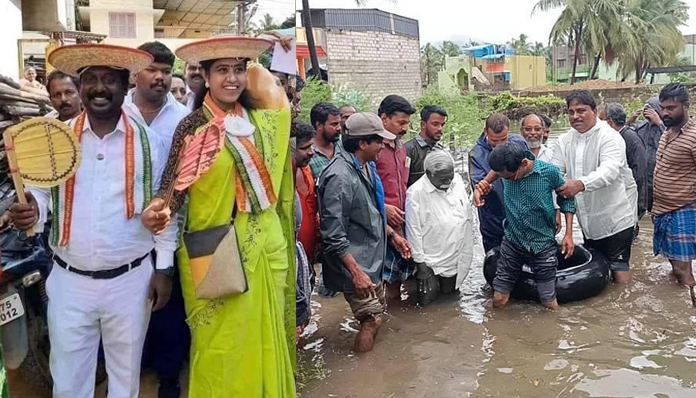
[551,119,636,240]
[30,113,178,271]
[405,173,474,288]
[124,90,191,156]
[186,88,197,111]
[536,144,553,163]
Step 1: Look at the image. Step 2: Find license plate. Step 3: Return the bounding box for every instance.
[0,293,25,326]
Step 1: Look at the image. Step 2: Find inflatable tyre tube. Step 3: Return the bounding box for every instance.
[483,244,611,303]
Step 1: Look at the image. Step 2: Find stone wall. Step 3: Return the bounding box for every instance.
[325,29,421,107]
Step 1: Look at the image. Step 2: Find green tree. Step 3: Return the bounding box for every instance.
[507,34,532,55]
[259,13,278,31]
[421,43,444,87]
[533,0,621,84]
[441,41,463,57]
[279,14,295,29]
[616,0,688,83]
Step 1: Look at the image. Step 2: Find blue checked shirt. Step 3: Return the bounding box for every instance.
[309,139,344,181]
[502,157,577,254]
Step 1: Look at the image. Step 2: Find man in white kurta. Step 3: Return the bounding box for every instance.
[406,150,474,300]
[10,45,178,398]
[552,90,637,284]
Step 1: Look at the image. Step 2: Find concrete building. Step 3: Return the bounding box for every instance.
[438,45,546,92]
[79,0,248,51]
[551,35,696,84]
[0,0,78,81]
[297,8,422,102]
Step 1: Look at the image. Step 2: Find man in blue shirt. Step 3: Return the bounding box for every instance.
[481,143,576,309]
[471,113,530,252]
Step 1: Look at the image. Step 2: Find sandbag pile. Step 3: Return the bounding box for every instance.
[0,75,54,207]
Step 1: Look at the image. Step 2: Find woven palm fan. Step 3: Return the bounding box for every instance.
[3,118,81,237]
[162,117,226,210]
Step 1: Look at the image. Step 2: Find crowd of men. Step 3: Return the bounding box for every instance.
[295,83,696,352]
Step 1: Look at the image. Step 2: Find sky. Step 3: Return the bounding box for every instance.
[298,0,696,45]
[254,0,295,26]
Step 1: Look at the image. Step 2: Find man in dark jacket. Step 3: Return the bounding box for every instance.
[601,103,648,222]
[629,96,666,213]
[317,112,410,353]
[471,113,529,252]
[405,105,447,188]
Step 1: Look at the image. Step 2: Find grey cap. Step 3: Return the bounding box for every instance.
[344,113,397,140]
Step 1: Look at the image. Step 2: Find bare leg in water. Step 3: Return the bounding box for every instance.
[670,260,696,306]
[613,270,632,284]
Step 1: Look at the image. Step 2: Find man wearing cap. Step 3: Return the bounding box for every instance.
[317,112,410,353]
[10,44,177,398]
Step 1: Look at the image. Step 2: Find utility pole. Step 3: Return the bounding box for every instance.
[237,1,245,35]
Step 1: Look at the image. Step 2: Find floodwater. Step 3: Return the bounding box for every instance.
[298,216,696,398]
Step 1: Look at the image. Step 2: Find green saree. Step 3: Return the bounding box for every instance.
[163,103,295,397]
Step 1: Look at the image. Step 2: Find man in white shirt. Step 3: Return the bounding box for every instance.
[552,90,637,284]
[124,41,190,156]
[185,62,205,110]
[10,44,178,398]
[406,150,473,304]
[123,41,190,398]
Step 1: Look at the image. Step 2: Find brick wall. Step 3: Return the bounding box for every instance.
[325,30,421,106]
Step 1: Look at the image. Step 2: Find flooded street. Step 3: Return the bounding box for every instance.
[298,217,696,398]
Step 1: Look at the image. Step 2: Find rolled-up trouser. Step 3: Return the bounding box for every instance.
[493,239,558,303]
[343,282,387,322]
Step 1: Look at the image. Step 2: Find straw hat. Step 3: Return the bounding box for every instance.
[175,36,273,65]
[48,44,154,75]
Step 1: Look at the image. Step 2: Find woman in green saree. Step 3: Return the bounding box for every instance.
[142,36,295,397]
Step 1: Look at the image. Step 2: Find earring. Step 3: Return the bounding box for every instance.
[205,82,209,88]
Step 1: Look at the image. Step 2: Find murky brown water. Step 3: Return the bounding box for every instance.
[298,216,696,398]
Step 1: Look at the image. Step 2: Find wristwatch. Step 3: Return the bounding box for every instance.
[155,267,175,277]
[387,231,396,242]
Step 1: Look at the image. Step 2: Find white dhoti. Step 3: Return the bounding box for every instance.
[46,258,153,398]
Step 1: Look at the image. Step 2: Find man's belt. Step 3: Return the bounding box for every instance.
[53,253,151,280]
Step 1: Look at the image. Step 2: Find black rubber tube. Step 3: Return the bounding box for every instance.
[483,244,611,303]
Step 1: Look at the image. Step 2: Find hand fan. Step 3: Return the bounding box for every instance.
[3,117,81,237]
[162,117,226,209]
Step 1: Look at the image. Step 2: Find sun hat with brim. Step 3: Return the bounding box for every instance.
[175,36,273,65]
[344,113,397,140]
[48,44,154,76]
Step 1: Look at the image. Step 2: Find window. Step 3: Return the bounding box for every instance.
[109,12,136,38]
[558,59,567,68]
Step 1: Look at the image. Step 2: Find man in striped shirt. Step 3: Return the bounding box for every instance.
[652,83,696,299]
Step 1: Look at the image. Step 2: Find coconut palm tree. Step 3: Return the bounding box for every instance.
[533,0,589,84]
[421,43,444,86]
[616,0,688,83]
[259,13,278,31]
[508,34,533,55]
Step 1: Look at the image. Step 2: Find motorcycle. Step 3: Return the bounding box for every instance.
[0,227,53,389]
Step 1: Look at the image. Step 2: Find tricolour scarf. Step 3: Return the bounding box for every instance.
[201,94,276,213]
[50,111,152,248]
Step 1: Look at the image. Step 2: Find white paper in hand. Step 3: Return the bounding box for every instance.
[224,115,255,137]
[270,39,296,75]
